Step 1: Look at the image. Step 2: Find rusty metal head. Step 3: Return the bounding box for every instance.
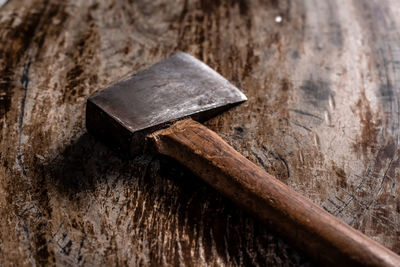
[86,52,247,155]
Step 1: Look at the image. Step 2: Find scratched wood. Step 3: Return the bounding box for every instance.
[0,0,399,265]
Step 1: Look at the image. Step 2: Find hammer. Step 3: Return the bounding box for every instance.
[86,52,400,266]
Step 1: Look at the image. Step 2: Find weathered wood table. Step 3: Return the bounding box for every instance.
[1,0,399,265]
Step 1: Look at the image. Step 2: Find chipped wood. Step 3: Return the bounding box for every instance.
[1,0,400,265]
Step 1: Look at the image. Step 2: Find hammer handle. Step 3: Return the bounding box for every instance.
[147,119,400,266]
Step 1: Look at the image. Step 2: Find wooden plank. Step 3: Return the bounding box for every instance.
[0,0,399,265]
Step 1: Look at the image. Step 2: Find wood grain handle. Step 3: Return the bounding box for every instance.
[146,119,400,266]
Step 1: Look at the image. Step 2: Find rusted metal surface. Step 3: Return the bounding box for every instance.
[0,0,399,265]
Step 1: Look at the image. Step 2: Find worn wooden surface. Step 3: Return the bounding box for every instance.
[149,118,400,266]
[0,0,399,266]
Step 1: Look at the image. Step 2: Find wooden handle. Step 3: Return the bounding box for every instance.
[146,119,400,266]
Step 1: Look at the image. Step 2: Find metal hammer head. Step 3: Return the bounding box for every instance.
[86,52,247,155]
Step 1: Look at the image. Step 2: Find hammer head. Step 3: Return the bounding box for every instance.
[86,52,247,155]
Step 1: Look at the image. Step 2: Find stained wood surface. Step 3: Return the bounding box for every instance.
[149,119,400,266]
[0,0,399,266]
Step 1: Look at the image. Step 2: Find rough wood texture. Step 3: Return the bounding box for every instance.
[0,0,400,266]
[148,118,400,266]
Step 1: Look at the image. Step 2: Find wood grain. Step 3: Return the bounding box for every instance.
[148,118,400,266]
[0,0,400,266]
